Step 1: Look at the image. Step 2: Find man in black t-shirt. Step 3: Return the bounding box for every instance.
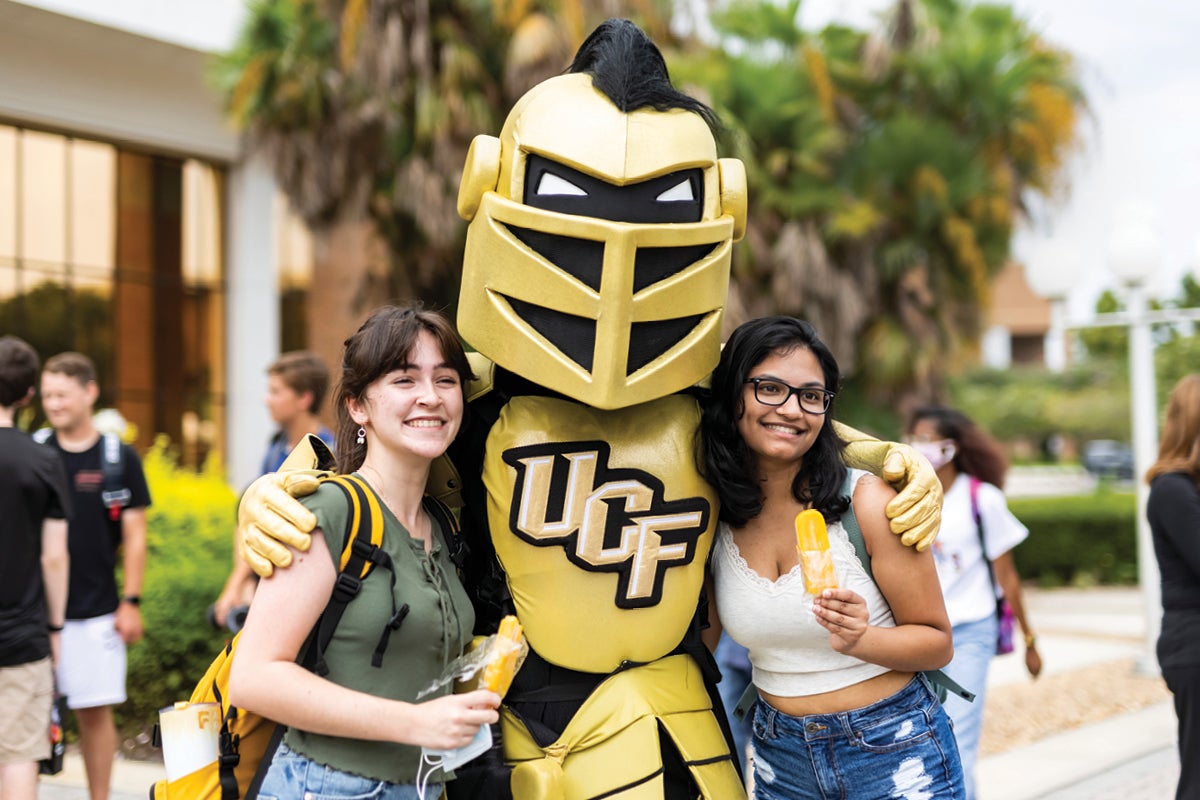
[40,352,150,800]
[0,336,70,800]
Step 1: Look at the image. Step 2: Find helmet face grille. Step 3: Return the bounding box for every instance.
[506,296,596,371]
[627,315,704,375]
[509,225,605,291]
[633,244,716,292]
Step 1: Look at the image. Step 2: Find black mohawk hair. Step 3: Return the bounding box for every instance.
[567,19,720,134]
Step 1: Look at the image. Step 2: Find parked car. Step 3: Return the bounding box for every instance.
[1081,439,1135,480]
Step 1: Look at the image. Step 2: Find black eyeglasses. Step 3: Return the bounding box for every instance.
[744,378,835,414]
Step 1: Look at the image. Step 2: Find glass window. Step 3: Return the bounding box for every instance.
[0,126,15,259]
[275,194,314,352]
[20,130,67,266]
[70,139,116,271]
[0,125,226,471]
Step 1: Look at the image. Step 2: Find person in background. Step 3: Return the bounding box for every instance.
[212,351,334,629]
[904,406,1041,800]
[714,632,752,774]
[0,337,70,800]
[701,316,961,799]
[39,352,150,800]
[1145,374,1200,800]
[229,305,499,799]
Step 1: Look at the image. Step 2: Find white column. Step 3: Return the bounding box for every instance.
[225,157,279,491]
[1045,298,1068,372]
[1126,281,1162,675]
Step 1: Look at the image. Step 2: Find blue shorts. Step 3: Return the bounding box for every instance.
[258,743,437,800]
[750,675,964,800]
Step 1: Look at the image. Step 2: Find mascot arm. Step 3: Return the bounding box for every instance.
[237,434,332,577]
[835,422,942,551]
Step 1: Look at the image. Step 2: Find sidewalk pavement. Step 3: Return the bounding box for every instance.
[38,586,1180,800]
[977,586,1179,800]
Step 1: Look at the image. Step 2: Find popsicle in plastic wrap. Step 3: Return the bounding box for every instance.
[795,509,838,595]
[480,615,525,697]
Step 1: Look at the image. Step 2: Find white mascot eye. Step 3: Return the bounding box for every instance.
[537,173,587,196]
[656,180,694,202]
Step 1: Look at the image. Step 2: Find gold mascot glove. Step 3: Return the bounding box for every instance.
[236,434,333,577]
[836,422,943,551]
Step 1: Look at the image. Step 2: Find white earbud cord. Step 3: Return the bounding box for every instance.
[415,751,442,800]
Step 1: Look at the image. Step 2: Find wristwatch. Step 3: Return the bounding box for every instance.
[122,595,141,606]
[1024,632,1038,648]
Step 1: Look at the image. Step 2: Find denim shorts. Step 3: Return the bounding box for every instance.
[257,743,437,800]
[750,675,964,800]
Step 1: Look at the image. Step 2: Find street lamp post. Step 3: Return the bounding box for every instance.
[1025,220,1168,674]
[1106,221,1162,675]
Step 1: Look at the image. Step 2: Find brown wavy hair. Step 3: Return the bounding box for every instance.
[333,305,475,475]
[1146,374,1200,485]
[906,406,1009,489]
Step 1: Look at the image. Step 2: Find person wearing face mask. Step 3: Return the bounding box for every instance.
[904,406,1042,800]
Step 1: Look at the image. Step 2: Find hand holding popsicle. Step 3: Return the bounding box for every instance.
[795,509,838,595]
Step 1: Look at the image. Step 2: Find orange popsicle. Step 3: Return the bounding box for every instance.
[481,615,524,697]
[795,509,838,595]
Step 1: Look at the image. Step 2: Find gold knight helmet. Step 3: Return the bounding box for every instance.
[457,20,747,410]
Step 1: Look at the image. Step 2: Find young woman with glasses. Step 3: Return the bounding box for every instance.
[699,316,963,800]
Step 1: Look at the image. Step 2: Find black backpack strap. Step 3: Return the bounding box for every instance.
[308,474,387,675]
[423,494,468,575]
[837,471,975,703]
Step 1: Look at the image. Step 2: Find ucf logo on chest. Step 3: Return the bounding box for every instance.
[503,441,710,609]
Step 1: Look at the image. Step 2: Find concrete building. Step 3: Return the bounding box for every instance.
[0,0,311,489]
[981,261,1055,370]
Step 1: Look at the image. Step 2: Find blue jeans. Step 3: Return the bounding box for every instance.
[940,614,998,800]
[750,675,964,800]
[258,742,434,800]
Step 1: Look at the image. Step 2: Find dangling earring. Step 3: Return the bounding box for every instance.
[356,426,366,445]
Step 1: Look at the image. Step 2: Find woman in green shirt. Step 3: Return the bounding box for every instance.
[230,305,500,799]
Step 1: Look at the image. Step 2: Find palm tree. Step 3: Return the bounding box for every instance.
[671,0,1085,407]
[214,0,677,320]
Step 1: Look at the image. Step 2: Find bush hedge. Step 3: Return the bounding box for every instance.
[1008,488,1138,587]
[117,437,238,737]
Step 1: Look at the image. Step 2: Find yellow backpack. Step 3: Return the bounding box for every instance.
[151,475,464,799]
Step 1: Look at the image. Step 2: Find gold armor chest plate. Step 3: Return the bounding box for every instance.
[483,394,717,673]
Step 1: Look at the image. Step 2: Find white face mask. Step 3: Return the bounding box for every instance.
[911,439,957,470]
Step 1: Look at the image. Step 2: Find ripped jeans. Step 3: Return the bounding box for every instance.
[750,675,964,800]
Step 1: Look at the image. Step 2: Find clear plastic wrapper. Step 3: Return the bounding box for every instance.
[417,615,528,700]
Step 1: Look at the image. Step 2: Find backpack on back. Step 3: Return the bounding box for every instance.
[150,474,464,799]
[33,429,131,520]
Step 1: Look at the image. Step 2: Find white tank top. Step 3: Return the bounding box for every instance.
[712,470,896,697]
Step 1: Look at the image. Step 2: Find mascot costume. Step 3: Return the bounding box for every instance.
[238,20,941,800]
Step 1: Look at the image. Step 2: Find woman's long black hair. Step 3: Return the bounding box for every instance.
[700,316,848,527]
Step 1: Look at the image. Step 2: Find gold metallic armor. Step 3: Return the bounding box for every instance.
[457,73,747,410]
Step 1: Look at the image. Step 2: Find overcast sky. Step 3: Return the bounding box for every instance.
[20,0,1200,315]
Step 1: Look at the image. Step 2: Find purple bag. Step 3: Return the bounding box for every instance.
[995,598,1016,655]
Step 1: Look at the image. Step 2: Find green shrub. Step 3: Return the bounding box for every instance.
[117,437,238,735]
[1008,489,1138,587]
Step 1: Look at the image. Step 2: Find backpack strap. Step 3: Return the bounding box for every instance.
[970,476,1002,600]
[309,474,390,675]
[837,471,975,703]
[33,429,130,521]
[423,493,468,576]
[99,433,131,521]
